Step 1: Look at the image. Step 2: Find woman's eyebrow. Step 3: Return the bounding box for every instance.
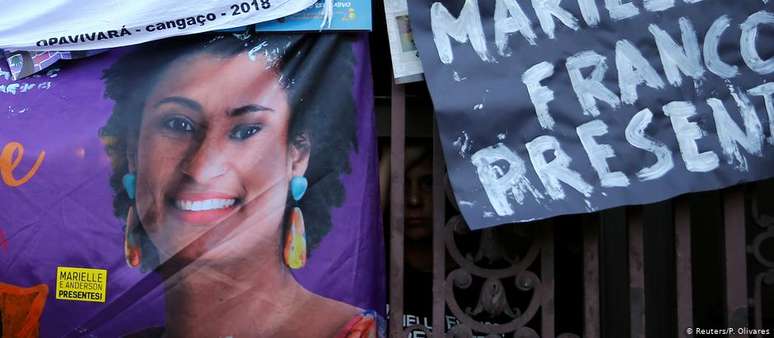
[227,104,274,117]
[154,96,203,113]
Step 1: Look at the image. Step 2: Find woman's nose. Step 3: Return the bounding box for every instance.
[407,182,422,207]
[182,139,227,183]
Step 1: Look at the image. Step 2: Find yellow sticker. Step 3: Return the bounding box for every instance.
[55,267,107,303]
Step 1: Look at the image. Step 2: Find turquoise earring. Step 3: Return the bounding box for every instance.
[122,173,136,200]
[290,176,308,201]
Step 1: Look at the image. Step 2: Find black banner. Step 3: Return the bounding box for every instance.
[408,0,773,229]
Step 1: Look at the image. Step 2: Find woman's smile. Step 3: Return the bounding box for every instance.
[168,192,241,225]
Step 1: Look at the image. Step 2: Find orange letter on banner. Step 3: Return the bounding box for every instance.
[0,142,46,187]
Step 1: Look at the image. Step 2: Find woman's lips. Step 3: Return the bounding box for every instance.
[406,217,431,227]
[167,193,239,225]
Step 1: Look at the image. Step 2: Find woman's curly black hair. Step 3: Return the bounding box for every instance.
[100,32,359,269]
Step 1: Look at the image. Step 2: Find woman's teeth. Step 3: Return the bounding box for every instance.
[175,199,236,211]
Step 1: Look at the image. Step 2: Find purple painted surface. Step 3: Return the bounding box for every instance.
[294,33,386,314]
[0,33,383,337]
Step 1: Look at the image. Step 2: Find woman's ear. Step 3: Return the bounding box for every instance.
[289,133,310,177]
[126,149,137,173]
[126,134,138,173]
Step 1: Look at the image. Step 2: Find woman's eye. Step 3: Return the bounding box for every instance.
[420,175,433,192]
[230,124,262,140]
[162,116,194,133]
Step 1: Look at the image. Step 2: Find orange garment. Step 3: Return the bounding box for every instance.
[0,283,48,338]
[335,310,384,338]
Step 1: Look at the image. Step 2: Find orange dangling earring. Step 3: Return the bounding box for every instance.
[124,206,142,268]
[284,176,308,269]
[123,173,142,268]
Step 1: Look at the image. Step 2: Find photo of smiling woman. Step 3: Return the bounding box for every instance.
[98,33,383,338]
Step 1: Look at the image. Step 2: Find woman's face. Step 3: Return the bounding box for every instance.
[405,147,433,242]
[130,52,309,262]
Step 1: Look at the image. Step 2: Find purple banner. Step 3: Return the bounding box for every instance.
[0,32,384,337]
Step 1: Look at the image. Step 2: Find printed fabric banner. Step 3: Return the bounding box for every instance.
[0,0,320,51]
[0,32,385,337]
[408,0,774,229]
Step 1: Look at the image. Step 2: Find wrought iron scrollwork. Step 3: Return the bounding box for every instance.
[444,215,543,336]
[750,187,774,336]
[441,214,580,337]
